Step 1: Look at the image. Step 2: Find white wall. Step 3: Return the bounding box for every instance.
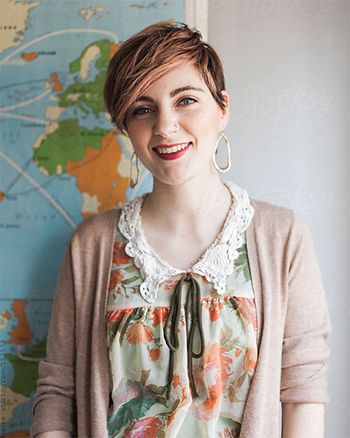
[208,1,349,436]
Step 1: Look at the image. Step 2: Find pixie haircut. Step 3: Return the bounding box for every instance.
[104,22,226,133]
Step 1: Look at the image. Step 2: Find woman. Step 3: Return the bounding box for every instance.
[31,23,330,438]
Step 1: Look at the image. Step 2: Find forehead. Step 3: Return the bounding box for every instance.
[141,64,208,96]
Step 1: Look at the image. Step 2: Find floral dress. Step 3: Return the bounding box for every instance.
[106,182,257,438]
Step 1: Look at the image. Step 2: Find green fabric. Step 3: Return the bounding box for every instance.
[164,273,205,399]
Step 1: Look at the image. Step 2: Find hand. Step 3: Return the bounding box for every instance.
[282,403,325,438]
[35,432,72,438]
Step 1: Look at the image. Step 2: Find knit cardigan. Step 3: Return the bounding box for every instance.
[30,198,331,438]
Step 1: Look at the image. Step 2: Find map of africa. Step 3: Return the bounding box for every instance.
[0,1,185,435]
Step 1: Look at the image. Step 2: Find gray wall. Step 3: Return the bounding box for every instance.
[208,1,349,436]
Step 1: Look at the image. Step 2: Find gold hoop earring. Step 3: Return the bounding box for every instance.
[130,151,140,188]
[212,133,231,173]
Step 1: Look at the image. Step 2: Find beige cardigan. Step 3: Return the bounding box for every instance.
[30,198,331,438]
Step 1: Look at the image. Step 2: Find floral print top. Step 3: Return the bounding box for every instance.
[106,183,257,438]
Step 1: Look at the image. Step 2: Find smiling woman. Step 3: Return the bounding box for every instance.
[31,22,331,438]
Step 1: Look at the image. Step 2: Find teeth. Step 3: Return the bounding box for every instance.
[157,143,190,154]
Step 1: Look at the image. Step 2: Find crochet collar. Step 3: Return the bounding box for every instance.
[117,181,254,303]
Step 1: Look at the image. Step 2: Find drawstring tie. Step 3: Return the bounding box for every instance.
[163,273,205,400]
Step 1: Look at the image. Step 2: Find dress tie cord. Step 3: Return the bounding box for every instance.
[163,273,205,400]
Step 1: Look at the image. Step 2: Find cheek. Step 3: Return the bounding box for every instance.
[194,106,222,133]
[128,128,150,152]
[195,117,221,147]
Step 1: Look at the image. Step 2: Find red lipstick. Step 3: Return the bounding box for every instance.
[153,142,191,161]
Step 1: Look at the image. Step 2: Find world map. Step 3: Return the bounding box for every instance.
[0,1,185,435]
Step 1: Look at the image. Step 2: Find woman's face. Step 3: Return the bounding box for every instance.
[125,64,229,187]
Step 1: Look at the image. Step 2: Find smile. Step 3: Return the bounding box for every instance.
[156,143,190,154]
[153,142,191,161]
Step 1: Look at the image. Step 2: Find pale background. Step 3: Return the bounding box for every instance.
[188,0,349,437]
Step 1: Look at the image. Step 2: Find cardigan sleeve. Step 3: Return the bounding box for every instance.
[280,212,331,403]
[30,240,77,437]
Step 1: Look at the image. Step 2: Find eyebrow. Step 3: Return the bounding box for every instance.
[170,86,204,97]
[133,86,204,104]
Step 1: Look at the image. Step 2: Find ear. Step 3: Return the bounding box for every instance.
[219,90,230,131]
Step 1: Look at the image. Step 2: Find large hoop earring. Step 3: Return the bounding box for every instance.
[130,151,140,188]
[212,133,231,173]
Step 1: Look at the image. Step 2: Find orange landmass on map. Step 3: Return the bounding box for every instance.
[65,130,129,218]
[3,431,30,437]
[50,73,63,92]
[21,52,38,62]
[130,4,145,8]
[0,191,4,203]
[6,300,34,345]
[109,43,120,59]
[2,310,11,319]
[158,19,174,25]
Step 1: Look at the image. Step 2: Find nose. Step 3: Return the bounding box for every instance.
[153,108,179,138]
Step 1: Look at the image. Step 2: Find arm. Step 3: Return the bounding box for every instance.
[280,213,330,433]
[282,403,324,437]
[30,241,77,437]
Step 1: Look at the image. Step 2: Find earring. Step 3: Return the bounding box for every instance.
[130,151,140,188]
[212,133,231,173]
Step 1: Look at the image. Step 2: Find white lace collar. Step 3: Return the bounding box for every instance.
[117,181,254,303]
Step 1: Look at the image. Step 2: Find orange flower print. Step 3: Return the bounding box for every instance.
[113,241,131,266]
[235,348,242,358]
[125,321,154,344]
[107,308,134,323]
[243,347,257,374]
[124,416,163,437]
[192,342,233,420]
[217,427,239,438]
[149,347,161,362]
[162,279,176,291]
[204,300,224,322]
[109,270,124,292]
[235,297,257,332]
[149,307,169,327]
[172,374,180,388]
[167,386,187,426]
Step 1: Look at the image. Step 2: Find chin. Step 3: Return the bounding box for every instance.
[153,171,189,186]
[155,171,205,188]
[151,163,215,188]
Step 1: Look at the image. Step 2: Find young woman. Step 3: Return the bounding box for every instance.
[31,23,330,438]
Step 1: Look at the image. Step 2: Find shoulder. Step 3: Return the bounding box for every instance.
[247,199,319,282]
[250,198,294,224]
[70,207,121,245]
[250,198,308,238]
[227,180,310,241]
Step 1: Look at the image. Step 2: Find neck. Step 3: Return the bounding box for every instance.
[141,171,232,234]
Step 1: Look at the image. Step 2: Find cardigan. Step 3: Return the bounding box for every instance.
[30,198,331,438]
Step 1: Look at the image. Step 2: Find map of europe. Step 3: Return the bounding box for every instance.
[0,1,185,435]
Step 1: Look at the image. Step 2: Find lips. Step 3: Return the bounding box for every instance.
[153,142,191,161]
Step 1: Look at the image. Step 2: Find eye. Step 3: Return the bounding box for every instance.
[178,97,197,106]
[133,106,153,116]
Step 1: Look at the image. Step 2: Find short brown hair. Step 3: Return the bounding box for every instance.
[104,22,226,133]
